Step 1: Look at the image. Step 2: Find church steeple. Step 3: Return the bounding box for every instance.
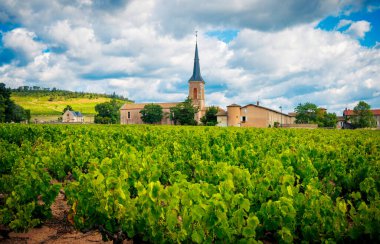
[188,32,206,123]
[189,38,204,82]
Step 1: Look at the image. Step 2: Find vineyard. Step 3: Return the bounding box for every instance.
[0,124,379,243]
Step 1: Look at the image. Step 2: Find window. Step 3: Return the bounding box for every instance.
[242,116,246,122]
[193,88,198,99]
[128,112,131,119]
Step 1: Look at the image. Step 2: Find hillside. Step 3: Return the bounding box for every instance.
[11,89,132,122]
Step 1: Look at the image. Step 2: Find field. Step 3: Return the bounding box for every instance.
[0,124,379,243]
[11,95,127,122]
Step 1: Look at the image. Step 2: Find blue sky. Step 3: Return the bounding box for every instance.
[0,0,379,114]
[317,8,380,47]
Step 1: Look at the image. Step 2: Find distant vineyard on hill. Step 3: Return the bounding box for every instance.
[10,87,133,120]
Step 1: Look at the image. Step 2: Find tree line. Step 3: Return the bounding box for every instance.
[294,101,377,128]
[0,83,31,123]
[12,86,132,102]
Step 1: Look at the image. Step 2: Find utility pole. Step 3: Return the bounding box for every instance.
[279,106,283,127]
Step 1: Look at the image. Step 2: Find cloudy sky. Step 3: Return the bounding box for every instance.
[1,0,379,114]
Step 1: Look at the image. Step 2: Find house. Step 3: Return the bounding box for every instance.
[62,110,84,123]
[341,108,380,128]
[217,102,295,128]
[120,40,206,124]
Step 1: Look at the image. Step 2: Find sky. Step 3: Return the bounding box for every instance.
[0,0,380,114]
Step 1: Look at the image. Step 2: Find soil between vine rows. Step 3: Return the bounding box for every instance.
[1,192,132,244]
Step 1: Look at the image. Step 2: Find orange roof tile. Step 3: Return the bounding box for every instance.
[343,109,380,116]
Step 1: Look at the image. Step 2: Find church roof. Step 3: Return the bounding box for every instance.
[120,102,180,110]
[189,42,204,82]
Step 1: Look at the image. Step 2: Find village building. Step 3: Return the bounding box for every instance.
[120,38,296,128]
[120,41,206,124]
[62,110,84,123]
[216,102,295,128]
[337,108,380,129]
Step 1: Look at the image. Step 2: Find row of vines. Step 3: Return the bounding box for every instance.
[0,124,379,243]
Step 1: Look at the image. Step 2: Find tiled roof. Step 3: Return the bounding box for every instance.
[227,104,241,107]
[216,108,227,116]
[74,111,83,117]
[242,104,291,116]
[343,109,380,116]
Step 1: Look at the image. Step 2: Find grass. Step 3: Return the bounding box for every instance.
[12,95,127,116]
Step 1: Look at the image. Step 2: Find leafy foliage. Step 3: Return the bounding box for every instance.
[140,103,163,124]
[0,124,379,242]
[94,99,123,124]
[62,105,73,114]
[351,101,377,128]
[0,83,30,123]
[295,102,318,124]
[200,106,218,126]
[170,98,198,125]
[295,102,337,127]
[12,86,132,102]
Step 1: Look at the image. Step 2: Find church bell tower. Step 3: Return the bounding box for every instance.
[188,34,205,121]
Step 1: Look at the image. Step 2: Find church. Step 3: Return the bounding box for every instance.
[120,39,295,127]
[120,41,206,125]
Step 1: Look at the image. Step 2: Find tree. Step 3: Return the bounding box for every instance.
[322,112,338,128]
[0,83,12,122]
[200,106,218,126]
[0,83,29,123]
[140,103,163,124]
[94,99,123,124]
[63,105,73,114]
[295,102,338,127]
[351,101,376,128]
[170,98,198,125]
[295,102,318,124]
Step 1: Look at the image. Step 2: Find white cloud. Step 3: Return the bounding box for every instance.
[345,20,371,39]
[336,19,371,39]
[152,0,348,36]
[0,0,379,115]
[2,28,46,64]
[337,19,352,29]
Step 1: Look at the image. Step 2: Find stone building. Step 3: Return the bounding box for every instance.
[338,108,380,128]
[217,102,295,128]
[120,41,206,124]
[62,110,84,123]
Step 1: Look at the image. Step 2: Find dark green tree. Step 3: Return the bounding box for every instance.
[9,103,28,122]
[351,101,376,128]
[295,102,318,124]
[140,103,163,124]
[200,106,218,126]
[0,83,12,122]
[63,105,73,114]
[94,99,123,124]
[322,112,338,128]
[0,83,29,123]
[170,97,198,125]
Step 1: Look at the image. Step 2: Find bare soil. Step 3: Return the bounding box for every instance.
[0,192,129,244]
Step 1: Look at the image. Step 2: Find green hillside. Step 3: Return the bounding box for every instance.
[11,89,132,122]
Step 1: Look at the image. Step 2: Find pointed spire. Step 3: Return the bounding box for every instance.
[189,32,204,82]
